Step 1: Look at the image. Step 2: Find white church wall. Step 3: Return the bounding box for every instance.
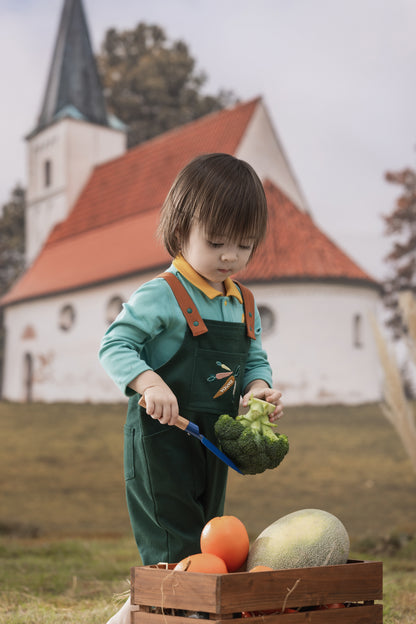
[236,101,308,212]
[2,273,382,406]
[252,281,382,405]
[2,272,153,403]
[27,122,66,202]
[66,119,126,208]
[25,193,68,267]
[26,123,69,263]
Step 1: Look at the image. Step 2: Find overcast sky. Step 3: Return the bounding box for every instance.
[1,0,415,281]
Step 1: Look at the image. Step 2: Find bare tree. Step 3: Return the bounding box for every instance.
[383,168,416,339]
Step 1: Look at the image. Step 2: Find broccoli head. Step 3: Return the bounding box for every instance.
[214,395,289,475]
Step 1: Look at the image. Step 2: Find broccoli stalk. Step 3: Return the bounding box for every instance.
[214,395,289,475]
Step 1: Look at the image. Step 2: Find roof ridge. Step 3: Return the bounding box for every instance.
[124,96,262,158]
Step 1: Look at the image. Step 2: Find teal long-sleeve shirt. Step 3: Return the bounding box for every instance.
[99,261,273,397]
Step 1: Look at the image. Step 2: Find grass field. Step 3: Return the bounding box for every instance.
[1,401,416,623]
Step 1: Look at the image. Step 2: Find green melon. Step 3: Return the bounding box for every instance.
[247,509,350,570]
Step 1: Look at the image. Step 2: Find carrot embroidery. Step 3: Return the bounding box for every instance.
[208,362,240,398]
[213,375,236,398]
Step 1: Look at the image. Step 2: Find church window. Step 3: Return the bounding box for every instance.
[353,313,363,348]
[23,352,34,402]
[106,296,124,325]
[44,159,52,187]
[59,304,76,331]
[258,305,276,337]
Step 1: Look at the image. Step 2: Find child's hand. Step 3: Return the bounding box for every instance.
[131,371,179,426]
[142,384,179,426]
[242,384,284,422]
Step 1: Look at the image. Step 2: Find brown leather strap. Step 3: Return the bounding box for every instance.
[159,272,256,340]
[158,272,208,336]
[233,280,256,340]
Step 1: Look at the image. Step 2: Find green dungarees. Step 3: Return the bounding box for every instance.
[124,272,256,565]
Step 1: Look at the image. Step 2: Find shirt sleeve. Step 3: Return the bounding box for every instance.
[98,278,180,396]
[242,304,274,392]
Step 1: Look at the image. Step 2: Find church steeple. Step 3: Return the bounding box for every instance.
[24,0,126,265]
[34,0,109,134]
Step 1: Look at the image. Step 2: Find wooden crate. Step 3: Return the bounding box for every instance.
[130,559,383,623]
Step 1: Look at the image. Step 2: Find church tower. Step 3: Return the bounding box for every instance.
[25,0,126,265]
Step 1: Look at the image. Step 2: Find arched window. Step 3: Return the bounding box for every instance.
[44,159,52,187]
[59,304,76,331]
[258,305,276,337]
[106,296,124,325]
[353,313,363,348]
[23,352,34,402]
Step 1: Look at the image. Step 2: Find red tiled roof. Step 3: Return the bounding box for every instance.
[1,98,378,307]
[236,180,376,285]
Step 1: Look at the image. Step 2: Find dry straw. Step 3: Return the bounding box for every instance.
[399,290,416,367]
[371,292,416,474]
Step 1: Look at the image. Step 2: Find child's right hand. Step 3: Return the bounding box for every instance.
[142,384,179,426]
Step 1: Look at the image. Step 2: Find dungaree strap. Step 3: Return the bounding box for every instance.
[158,272,256,340]
[158,272,208,336]
[233,280,256,340]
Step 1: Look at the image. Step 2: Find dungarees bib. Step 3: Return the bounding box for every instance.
[124,272,256,565]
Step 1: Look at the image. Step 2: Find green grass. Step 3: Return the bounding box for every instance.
[1,401,415,622]
[0,402,129,538]
[376,536,416,624]
[0,536,136,623]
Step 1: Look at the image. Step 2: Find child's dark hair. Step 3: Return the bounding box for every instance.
[158,153,268,257]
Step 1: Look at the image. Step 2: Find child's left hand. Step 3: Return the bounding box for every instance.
[242,384,283,422]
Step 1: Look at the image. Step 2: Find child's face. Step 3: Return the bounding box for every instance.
[182,223,254,290]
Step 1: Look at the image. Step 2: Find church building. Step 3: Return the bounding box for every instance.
[1,0,382,405]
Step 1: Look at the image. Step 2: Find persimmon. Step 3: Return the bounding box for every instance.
[174,552,228,573]
[200,515,250,572]
[248,565,273,572]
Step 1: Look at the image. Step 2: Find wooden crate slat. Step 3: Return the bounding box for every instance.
[234,604,383,624]
[131,604,383,624]
[131,565,221,611]
[216,561,382,612]
[131,615,214,624]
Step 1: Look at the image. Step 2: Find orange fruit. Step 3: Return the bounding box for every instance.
[174,552,228,573]
[248,565,273,572]
[200,515,249,572]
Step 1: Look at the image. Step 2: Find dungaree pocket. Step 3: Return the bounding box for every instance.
[184,319,250,418]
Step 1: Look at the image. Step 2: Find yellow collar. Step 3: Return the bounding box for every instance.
[173,255,243,303]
